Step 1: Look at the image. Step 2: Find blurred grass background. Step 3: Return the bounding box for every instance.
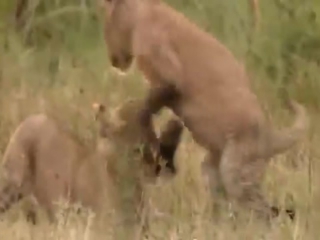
[0,0,320,239]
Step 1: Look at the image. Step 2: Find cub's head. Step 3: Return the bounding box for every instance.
[92,98,183,181]
[102,0,137,72]
[93,99,144,143]
[92,99,151,153]
[92,99,158,181]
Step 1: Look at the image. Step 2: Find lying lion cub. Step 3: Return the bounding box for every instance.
[0,99,183,223]
[102,0,309,220]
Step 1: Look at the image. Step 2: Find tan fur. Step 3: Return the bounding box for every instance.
[0,100,183,224]
[86,100,183,238]
[0,113,115,222]
[94,98,183,180]
[102,0,309,220]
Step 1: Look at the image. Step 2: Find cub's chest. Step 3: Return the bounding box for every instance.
[135,55,163,87]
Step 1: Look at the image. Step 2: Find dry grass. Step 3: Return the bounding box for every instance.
[0,2,320,239]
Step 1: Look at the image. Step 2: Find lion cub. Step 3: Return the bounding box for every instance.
[102,0,308,220]
[0,99,183,223]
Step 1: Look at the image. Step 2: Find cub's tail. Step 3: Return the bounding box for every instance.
[261,100,309,159]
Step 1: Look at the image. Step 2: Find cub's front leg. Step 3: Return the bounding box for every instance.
[139,84,179,172]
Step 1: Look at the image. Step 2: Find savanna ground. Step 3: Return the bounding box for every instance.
[0,0,320,239]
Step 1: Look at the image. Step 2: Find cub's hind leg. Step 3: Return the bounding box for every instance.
[219,141,273,221]
[201,150,223,196]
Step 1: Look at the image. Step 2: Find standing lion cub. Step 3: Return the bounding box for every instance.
[102,0,309,220]
[0,99,183,223]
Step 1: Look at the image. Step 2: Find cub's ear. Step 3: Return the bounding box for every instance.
[92,103,106,116]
